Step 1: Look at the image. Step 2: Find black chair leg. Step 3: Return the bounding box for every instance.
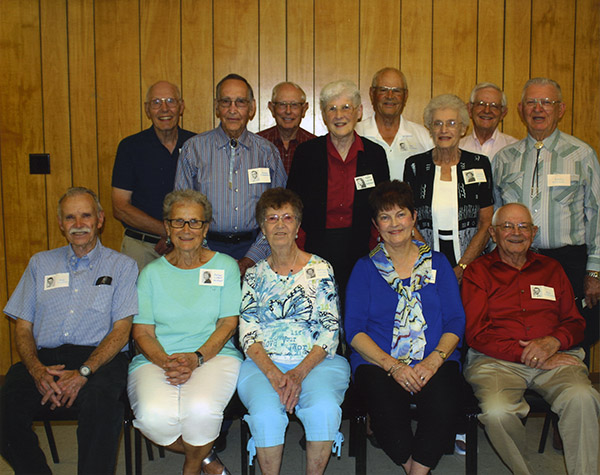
[134,428,142,475]
[465,413,478,475]
[145,437,154,461]
[123,421,132,475]
[538,412,557,453]
[43,419,60,464]
[353,415,367,475]
[158,445,165,458]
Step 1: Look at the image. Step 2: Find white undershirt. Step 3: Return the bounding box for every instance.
[431,165,461,260]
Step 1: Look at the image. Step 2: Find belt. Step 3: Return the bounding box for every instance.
[207,230,256,244]
[125,229,161,245]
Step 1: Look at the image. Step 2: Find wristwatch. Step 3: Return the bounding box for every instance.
[458,263,467,271]
[587,271,600,280]
[434,349,447,360]
[194,351,204,367]
[79,365,92,378]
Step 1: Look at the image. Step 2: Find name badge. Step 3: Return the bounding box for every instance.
[462,169,486,184]
[428,269,437,284]
[44,273,69,290]
[530,285,556,301]
[355,174,375,190]
[547,174,571,187]
[248,168,271,184]
[199,269,225,286]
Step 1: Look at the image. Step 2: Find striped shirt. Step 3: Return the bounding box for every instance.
[175,125,287,263]
[4,241,138,349]
[492,129,600,271]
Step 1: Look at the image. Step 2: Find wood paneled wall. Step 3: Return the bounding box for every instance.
[1,0,599,373]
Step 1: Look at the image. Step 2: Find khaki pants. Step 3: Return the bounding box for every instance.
[121,233,160,272]
[464,348,600,475]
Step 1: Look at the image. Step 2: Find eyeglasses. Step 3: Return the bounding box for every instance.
[325,103,355,115]
[264,214,296,224]
[167,218,208,229]
[147,97,179,109]
[217,98,251,109]
[373,86,407,95]
[523,98,561,110]
[496,222,534,233]
[272,101,305,111]
[472,101,503,112]
[432,119,461,129]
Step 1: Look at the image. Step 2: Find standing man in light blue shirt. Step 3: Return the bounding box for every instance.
[0,187,138,475]
[493,77,600,364]
[175,74,287,276]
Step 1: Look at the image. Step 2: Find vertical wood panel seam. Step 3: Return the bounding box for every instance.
[475,0,480,84]
[501,0,507,132]
[93,0,101,194]
[312,0,316,132]
[429,0,434,97]
[570,0,578,133]
[398,0,402,67]
[212,0,215,130]
[528,0,533,79]
[179,0,183,121]
[257,0,261,127]
[66,0,74,186]
[357,0,361,89]
[285,0,288,79]
[138,0,143,129]
[38,0,50,250]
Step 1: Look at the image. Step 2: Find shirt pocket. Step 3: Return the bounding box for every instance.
[90,285,115,316]
[551,175,581,207]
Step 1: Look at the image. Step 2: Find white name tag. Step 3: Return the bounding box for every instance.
[44,273,69,290]
[355,174,375,190]
[547,174,571,187]
[428,269,437,284]
[305,263,329,281]
[530,285,556,301]
[462,169,486,184]
[248,167,271,184]
[199,269,225,286]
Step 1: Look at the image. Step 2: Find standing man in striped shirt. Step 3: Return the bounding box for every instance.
[493,77,600,364]
[175,74,287,277]
[0,187,138,474]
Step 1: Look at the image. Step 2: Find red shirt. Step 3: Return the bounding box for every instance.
[461,249,585,363]
[325,133,364,229]
[258,126,316,174]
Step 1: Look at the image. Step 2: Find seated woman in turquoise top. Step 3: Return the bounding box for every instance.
[237,188,350,475]
[345,180,465,475]
[127,190,240,475]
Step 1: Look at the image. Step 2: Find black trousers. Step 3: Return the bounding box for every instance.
[0,345,128,475]
[537,245,599,364]
[355,361,460,469]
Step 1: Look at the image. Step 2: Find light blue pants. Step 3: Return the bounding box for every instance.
[237,355,350,447]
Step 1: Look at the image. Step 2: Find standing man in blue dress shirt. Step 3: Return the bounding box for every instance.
[112,80,196,271]
[174,74,287,276]
[493,77,600,365]
[0,187,138,475]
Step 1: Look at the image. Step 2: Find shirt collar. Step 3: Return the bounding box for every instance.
[326,131,364,163]
[67,240,102,271]
[471,127,500,145]
[217,124,250,149]
[489,247,542,271]
[526,128,560,151]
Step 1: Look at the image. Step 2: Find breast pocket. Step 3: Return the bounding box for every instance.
[551,175,581,207]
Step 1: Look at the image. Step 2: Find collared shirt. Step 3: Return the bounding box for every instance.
[112,126,196,232]
[174,126,288,263]
[459,128,518,162]
[258,126,316,174]
[326,133,363,229]
[4,242,138,350]
[492,129,600,271]
[355,114,433,180]
[462,249,585,363]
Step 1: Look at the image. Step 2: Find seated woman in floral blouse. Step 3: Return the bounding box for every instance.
[237,188,350,475]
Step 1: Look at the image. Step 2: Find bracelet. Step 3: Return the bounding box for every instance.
[587,271,599,280]
[387,361,402,377]
[458,262,467,270]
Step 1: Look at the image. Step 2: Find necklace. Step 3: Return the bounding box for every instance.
[271,249,299,276]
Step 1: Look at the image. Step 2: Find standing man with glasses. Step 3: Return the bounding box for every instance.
[460,82,517,161]
[462,203,600,475]
[355,67,433,180]
[258,82,316,174]
[493,77,600,366]
[175,74,286,277]
[112,80,195,272]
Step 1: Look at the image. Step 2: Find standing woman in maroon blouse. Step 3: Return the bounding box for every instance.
[287,80,390,303]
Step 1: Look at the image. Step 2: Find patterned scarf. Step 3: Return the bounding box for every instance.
[369,241,432,364]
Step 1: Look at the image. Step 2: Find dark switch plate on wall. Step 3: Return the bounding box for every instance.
[30,154,50,174]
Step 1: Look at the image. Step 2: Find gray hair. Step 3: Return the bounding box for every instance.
[469,82,507,107]
[163,190,213,222]
[371,67,408,89]
[521,77,562,102]
[271,82,307,102]
[57,187,103,219]
[319,80,361,112]
[423,94,469,130]
[491,203,533,225]
[145,81,182,102]
[216,73,254,101]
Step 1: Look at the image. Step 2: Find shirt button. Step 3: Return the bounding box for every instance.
[64,332,69,336]
[520,289,524,293]
[234,226,238,230]
[235,188,239,192]
[235,207,238,211]
[74,289,78,292]
[522,309,526,312]
[70,310,74,314]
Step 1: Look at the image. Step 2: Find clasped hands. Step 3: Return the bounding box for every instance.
[391,355,441,394]
[33,364,88,410]
[163,353,199,385]
[519,336,584,370]
[268,367,305,414]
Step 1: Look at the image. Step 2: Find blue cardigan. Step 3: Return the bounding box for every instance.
[345,250,465,376]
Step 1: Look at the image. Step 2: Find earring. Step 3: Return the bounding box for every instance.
[411,229,415,238]
[377,235,381,242]
[166,236,172,246]
[295,234,298,239]
[202,238,208,247]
